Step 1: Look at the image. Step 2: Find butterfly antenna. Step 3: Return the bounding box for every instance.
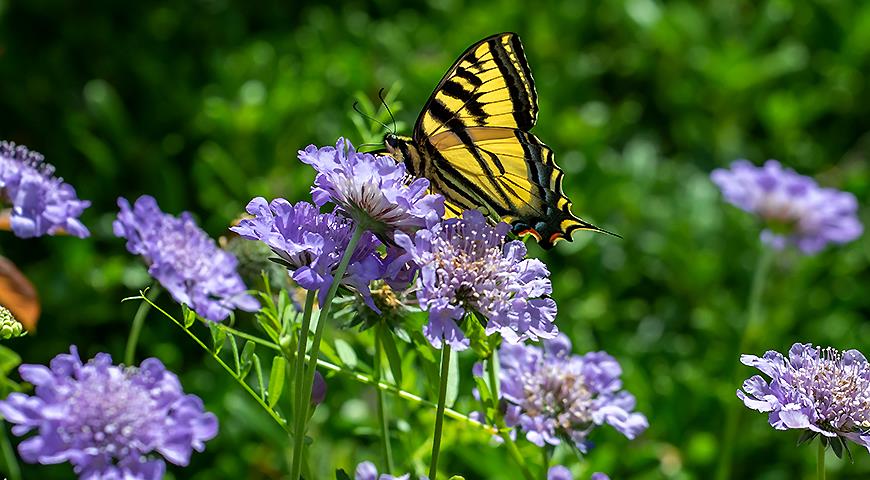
[353,101,392,132]
[378,88,397,134]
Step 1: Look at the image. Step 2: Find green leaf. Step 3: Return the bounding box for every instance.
[446,347,460,408]
[268,355,286,408]
[209,322,226,354]
[335,469,353,480]
[256,314,280,343]
[229,334,241,374]
[253,353,265,399]
[240,340,255,379]
[182,304,196,328]
[0,344,22,375]
[796,430,818,446]
[334,338,358,369]
[448,476,466,480]
[831,436,843,459]
[473,376,492,408]
[380,328,403,386]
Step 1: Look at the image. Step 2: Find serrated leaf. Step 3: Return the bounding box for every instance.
[446,348,460,408]
[334,338,358,369]
[182,304,196,328]
[240,340,255,378]
[253,353,265,399]
[380,328,403,386]
[209,322,226,354]
[268,356,286,407]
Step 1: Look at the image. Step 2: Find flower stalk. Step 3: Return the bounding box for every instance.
[818,440,826,480]
[124,285,159,365]
[374,324,395,472]
[428,344,452,479]
[290,224,364,480]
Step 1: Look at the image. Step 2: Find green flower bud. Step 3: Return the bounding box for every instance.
[0,306,25,339]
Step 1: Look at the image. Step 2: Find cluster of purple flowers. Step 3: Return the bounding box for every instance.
[711,159,862,254]
[114,195,259,322]
[235,138,559,351]
[0,141,90,238]
[487,334,648,452]
[0,347,218,480]
[738,343,870,451]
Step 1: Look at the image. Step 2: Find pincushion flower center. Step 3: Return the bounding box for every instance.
[62,370,155,454]
[522,363,593,429]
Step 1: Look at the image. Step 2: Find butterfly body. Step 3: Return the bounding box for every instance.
[384,32,604,249]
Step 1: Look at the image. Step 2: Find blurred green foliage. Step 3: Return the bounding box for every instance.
[1,0,870,478]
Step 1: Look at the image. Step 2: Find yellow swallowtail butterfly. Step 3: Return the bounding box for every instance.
[383,32,606,249]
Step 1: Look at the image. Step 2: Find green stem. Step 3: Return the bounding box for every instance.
[716,247,774,480]
[817,440,826,480]
[486,354,535,480]
[0,420,21,480]
[428,345,452,480]
[290,290,316,452]
[210,322,499,433]
[541,447,549,480]
[375,325,395,473]
[137,294,292,434]
[290,225,364,480]
[124,286,160,365]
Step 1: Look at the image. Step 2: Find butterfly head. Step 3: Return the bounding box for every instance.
[383,133,418,163]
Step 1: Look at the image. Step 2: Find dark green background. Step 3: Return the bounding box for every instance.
[1,0,869,478]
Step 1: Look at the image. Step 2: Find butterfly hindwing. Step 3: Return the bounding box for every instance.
[429,127,598,247]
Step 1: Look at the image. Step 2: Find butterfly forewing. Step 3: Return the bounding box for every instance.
[392,32,605,249]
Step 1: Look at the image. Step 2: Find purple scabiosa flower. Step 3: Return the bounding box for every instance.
[0,346,218,480]
[738,343,870,451]
[711,159,862,254]
[490,334,648,452]
[230,197,383,308]
[393,209,557,351]
[114,195,259,322]
[299,138,444,240]
[354,461,428,480]
[0,141,90,238]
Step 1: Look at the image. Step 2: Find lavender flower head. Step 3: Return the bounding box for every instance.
[0,141,90,238]
[711,159,862,253]
[738,343,870,451]
[114,195,259,322]
[394,210,557,350]
[493,334,648,452]
[354,461,428,480]
[299,138,445,239]
[0,346,218,480]
[230,198,383,308]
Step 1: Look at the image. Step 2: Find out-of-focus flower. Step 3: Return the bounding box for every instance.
[738,343,870,451]
[548,466,573,480]
[0,346,218,480]
[0,141,90,238]
[590,474,610,480]
[0,305,24,339]
[299,138,444,240]
[394,209,557,351]
[114,195,259,322]
[312,370,327,405]
[230,198,383,308]
[354,461,428,480]
[711,159,862,253]
[489,334,648,452]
